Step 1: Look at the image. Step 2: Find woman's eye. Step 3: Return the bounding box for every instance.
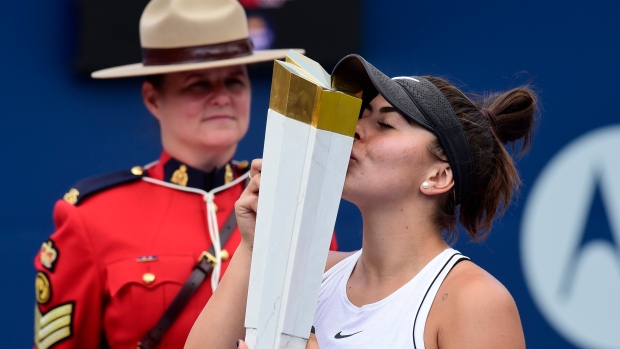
[188,81,210,90]
[378,121,394,129]
[226,78,245,88]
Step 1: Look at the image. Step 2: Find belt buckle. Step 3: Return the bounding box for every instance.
[198,251,217,266]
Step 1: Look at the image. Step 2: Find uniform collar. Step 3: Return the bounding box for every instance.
[149,151,248,192]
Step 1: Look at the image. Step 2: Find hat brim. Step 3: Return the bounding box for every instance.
[92,48,303,79]
[331,54,432,130]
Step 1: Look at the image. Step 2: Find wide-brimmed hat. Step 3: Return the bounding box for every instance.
[92,0,301,79]
[332,54,475,204]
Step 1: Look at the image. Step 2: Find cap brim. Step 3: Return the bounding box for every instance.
[332,54,432,130]
[91,49,304,79]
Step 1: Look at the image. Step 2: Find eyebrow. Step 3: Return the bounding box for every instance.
[184,73,206,82]
[365,104,413,124]
[225,69,245,78]
[365,104,399,114]
[380,106,398,114]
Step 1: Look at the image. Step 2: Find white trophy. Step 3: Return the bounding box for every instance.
[244,50,362,349]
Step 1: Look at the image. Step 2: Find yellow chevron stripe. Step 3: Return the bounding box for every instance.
[40,303,72,327]
[37,327,70,349]
[34,304,73,349]
[38,315,71,341]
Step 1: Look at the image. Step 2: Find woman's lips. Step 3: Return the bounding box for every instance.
[204,115,234,121]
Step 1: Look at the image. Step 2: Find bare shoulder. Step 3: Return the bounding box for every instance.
[325,251,357,272]
[425,260,525,349]
[442,260,513,305]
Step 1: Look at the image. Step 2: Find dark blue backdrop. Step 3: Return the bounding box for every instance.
[2,0,619,348]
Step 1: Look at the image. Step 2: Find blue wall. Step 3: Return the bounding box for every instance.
[3,0,619,347]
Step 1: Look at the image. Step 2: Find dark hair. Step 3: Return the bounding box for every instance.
[144,74,166,91]
[423,76,538,242]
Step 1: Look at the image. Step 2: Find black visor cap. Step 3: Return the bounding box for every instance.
[332,54,475,204]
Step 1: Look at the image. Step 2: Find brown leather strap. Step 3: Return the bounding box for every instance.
[137,209,239,349]
[142,38,254,66]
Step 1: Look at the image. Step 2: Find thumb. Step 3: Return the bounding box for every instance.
[306,332,319,349]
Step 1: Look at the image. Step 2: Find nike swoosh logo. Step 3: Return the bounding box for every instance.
[334,330,363,339]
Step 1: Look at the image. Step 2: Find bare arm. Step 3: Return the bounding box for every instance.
[185,244,252,348]
[185,161,263,349]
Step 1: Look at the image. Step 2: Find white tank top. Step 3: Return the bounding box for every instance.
[313,248,469,348]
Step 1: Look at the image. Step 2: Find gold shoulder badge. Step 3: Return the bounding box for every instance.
[35,272,51,304]
[40,240,58,271]
[171,164,188,186]
[225,163,233,184]
[35,302,73,349]
[62,188,79,205]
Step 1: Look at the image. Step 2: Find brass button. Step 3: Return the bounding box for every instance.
[221,249,230,261]
[142,272,156,284]
[131,166,144,176]
[237,160,249,170]
[35,272,51,304]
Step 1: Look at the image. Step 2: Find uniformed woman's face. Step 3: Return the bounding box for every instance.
[144,65,251,157]
[343,94,438,207]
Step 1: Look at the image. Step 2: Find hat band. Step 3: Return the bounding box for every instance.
[142,38,254,66]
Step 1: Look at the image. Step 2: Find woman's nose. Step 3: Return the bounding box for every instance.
[354,122,364,141]
[209,84,232,106]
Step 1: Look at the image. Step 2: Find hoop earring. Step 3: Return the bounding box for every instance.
[422,182,429,189]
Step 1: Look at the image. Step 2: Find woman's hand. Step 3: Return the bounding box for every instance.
[235,159,262,251]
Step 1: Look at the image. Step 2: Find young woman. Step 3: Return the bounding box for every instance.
[185,54,537,349]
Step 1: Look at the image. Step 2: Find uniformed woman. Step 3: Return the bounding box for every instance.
[33,0,336,348]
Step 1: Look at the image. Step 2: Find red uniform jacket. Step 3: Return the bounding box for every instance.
[34,152,339,349]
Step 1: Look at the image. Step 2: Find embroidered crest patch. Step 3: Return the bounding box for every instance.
[171,164,189,186]
[40,240,58,271]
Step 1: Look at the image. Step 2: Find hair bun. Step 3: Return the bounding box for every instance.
[484,87,537,152]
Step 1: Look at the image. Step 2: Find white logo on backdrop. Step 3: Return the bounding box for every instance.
[521,126,620,349]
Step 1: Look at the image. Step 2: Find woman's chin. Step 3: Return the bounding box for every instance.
[198,134,242,151]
